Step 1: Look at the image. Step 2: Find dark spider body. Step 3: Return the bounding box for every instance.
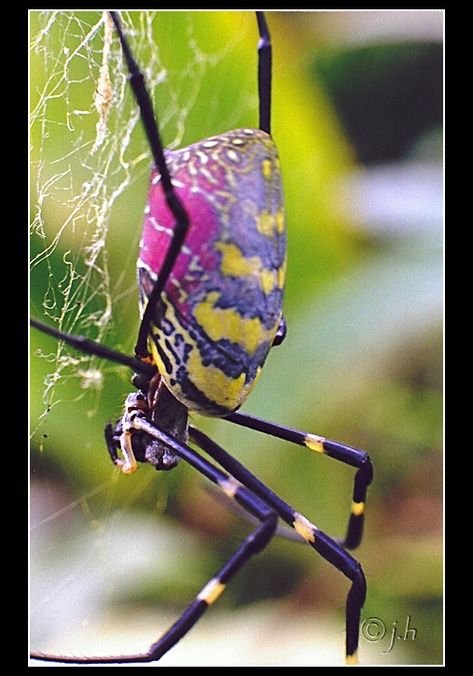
[106,376,187,471]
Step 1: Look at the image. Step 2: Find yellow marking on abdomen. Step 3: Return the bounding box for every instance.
[149,337,168,380]
[186,349,252,411]
[262,158,272,179]
[304,433,326,453]
[260,268,277,295]
[214,242,282,298]
[147,293,267,412]
[215,242,261,278]
[351,501,365,516]
[257,210,275,237]
[152,330,256,413]
[193,291,272,356]
[293,513,317,543]
[346,651,358,665]
[276,208,285,234]
[277,255,287,289]
[197,578,226,605]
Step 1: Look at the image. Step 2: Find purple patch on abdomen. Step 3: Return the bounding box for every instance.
[139,165,221,318]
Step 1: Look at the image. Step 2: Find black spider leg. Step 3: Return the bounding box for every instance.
[29,318,156,380]
[226,412,373,550]
[256,11,271,135]
[272,315,287,347]
[105,421,121,465]
[111,11,272,361]
[29,323,365,662]
[189,426,366,664]
[31,420,278,664]
[109,11,189,361]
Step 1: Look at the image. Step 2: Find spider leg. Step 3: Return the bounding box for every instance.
[256,11,272,134]
[110,11,274,358]
[31,419,277,665]
[272,315,287,346]
[104,421,121,465]
[189,426,366,665]
[225,412,373,551]
[30,318,156,378]
[109,11,190,360]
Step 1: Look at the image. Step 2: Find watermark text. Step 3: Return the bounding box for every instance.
[361,615,417,654]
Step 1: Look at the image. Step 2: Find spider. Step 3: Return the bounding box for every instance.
[30,10,373,665]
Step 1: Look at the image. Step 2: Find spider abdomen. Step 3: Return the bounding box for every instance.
[138,128,287,416]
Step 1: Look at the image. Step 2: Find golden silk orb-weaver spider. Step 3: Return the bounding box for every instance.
[31,10,373,665]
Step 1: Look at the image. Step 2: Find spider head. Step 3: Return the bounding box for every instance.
[143,437,181,471]
[144,379,189,471]
[109,383,189,472]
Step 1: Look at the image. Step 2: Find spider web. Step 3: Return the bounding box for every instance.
[30,11,247,421]
[30,12,258,658]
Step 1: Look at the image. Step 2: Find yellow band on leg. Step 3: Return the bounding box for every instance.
[346,650,358,665]
[304,433,325,453]
[351,501,365,516]
[197,578,226,605]
[218,477,241,498]
[293,512,317,543]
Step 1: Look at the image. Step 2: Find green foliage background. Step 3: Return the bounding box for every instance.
[30,11,443,666]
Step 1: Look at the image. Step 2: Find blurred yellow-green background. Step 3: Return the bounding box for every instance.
[30,10,443,666]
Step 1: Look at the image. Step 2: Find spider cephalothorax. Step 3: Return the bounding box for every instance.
[106,375,187,472]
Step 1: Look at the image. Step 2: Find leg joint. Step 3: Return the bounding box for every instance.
[246,510,277,555]
[348,560,367,606]
[359,455,374,486]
